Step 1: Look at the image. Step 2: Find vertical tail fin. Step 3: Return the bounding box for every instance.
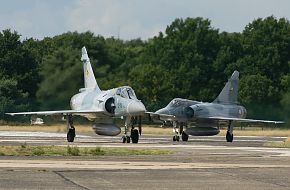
[81,47,101,92]
[213,71,239,105]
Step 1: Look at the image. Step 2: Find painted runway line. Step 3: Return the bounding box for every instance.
[0,159,289,170]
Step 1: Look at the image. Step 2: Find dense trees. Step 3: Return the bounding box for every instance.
[0,30,39,120]
[0,16,289,122]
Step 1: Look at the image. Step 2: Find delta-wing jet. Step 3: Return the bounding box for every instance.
[151,71,283,142]
[7,47,146,143]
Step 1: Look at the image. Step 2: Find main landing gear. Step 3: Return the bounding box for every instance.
[172,122,189,142]
[122,116,141,144]
[226,121,234,142]
[66,114,76,142]
[181,131,189,141]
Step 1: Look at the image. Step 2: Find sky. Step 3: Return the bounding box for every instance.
[0,0,290,40]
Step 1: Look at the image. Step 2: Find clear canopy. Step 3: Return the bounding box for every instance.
[168,99,187,107]
[116,87,137,100]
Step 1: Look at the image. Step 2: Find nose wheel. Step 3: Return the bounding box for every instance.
[173,135,180,141]
[172,122,188,142]
[122,135,131,143]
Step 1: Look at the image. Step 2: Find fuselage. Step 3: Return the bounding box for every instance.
[70,86,146,119]
[156,98,247,122]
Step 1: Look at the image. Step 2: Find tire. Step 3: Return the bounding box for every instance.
[173,136,176,141]
[131,129,139,143]
[182,131,189,141]
[126,136,131,143]
[67,128,75,142]
[122,136,126,143]
[226,131,233,142]
[176,135,180,142]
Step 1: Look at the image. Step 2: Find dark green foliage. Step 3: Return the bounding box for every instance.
[0,16,289,121]
[37,47,81,109]
[0,30,38,120]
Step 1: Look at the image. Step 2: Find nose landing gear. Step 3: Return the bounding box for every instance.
[172,122,188,142]
[122,116,141,144]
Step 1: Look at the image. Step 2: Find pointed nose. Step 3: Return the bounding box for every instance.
[155,108,169,115]
[127,101,146,115]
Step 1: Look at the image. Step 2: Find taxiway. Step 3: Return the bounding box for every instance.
[0,131,289,190]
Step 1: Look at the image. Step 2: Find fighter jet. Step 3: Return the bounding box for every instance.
[151,71,283,142]
[7,47,146,143]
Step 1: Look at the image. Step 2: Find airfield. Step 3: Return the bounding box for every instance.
[0,126,289,190]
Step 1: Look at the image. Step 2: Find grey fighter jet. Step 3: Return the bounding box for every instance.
[152,71,283,142]
[7,47,146,143]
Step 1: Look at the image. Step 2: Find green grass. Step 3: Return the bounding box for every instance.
[0,145,173,156]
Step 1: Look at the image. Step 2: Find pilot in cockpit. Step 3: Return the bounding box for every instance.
[169,99,182,107]
[116,87,137,100]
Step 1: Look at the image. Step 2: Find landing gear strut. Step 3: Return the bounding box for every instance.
[172,121,180,142]
[66,114,75,142]
[226,121,233,142]
[172,122,189,142]
[122,116,131,143]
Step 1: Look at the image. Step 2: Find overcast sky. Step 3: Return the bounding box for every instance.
[0,0,290,40]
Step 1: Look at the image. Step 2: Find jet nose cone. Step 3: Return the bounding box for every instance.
[127,101,146,115]
[155,108,169,115]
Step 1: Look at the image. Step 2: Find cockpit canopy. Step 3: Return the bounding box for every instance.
[168,98,185,107]
[168,98,199,107]
[116,86,137,100]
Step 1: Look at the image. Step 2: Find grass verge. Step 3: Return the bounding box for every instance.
[0,145,173,156]
[264,137,290,148]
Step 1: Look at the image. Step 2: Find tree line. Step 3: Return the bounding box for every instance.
[0,16,289,123]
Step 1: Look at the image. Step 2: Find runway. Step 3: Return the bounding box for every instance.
[0,131,289,190]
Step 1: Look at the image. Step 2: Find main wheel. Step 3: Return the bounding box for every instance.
[126,136,131,143]
[182,131,189,141]
[226,131,233,142]
[67,128,75,142]
[131,129,139,143]
[173,135,180,142]
[122,136,126,143]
